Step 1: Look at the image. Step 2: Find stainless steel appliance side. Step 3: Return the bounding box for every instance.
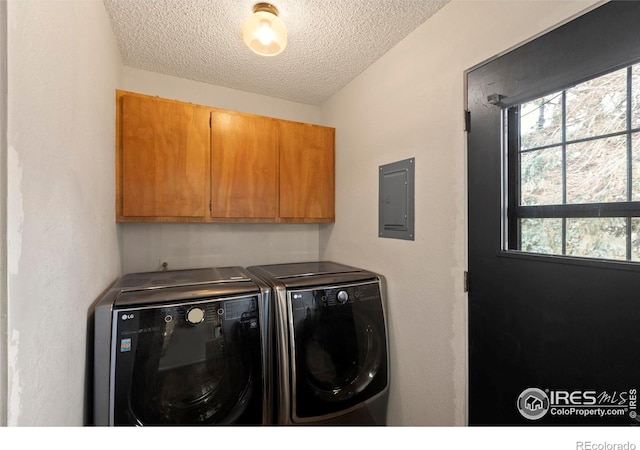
[246,267,293,425]
[274,284,293,425]
[93,287,119,426]
[253,277,275,425]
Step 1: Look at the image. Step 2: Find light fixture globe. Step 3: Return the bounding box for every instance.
[242,3,287,57]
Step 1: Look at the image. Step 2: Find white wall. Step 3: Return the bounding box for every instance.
[124,67,320,124]
[319,0,600,426]
[0,0,7,428]
[119,69,325,273]
[120,222,324,273]
[6,1,122,425]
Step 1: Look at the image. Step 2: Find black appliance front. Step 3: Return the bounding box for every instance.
[288,281,388,422]
[111,294,262,425]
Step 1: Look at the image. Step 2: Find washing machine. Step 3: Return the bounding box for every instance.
[93,267,273,426]
[247,261,389,425]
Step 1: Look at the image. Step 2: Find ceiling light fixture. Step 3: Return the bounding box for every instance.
[242,3,287,57]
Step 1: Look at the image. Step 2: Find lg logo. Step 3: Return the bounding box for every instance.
[121,313,135,321]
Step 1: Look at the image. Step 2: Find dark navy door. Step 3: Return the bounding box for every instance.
[467,1,640,425]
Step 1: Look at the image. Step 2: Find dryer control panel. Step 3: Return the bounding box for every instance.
[290,281,381,311]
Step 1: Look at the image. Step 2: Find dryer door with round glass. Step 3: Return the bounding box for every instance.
[111,294,263,425]
[288,281,388,422]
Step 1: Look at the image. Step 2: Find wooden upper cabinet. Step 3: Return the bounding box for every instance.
[117,91,210,221]
[278,120,335,222]
[115,90,335,223]
[210,109,278,220]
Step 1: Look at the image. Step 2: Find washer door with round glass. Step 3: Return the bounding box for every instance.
[289,281,388,421]
[111,294,263,425]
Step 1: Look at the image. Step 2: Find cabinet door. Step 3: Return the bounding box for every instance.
[211,109,277,219]
[118,93,210,220]
[279,121,335,222]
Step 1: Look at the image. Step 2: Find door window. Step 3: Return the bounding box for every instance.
[507,63,640,261]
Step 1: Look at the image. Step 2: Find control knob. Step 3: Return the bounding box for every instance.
[186,307,205,324]
[336,290,349,304]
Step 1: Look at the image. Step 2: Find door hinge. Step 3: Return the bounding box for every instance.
[464,110,471,132]
[464,271,469,292]
[209,116,212,128]
[209,200,212,212]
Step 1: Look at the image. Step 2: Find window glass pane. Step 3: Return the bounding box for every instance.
[632,218,640,261]
[520,147,562,205]
[566,218,626,260]
[633,64,640,129]
[566,68,627,141]
[520,93,563,150]
[632,132,640,201]
[511,62,640,262]
[520,218,562,255]
[566,135,627,203]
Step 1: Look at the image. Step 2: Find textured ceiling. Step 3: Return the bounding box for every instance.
[103,0,449,105]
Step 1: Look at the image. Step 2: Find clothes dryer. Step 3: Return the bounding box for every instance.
[93,267,273,425]
[247,261,389,425]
